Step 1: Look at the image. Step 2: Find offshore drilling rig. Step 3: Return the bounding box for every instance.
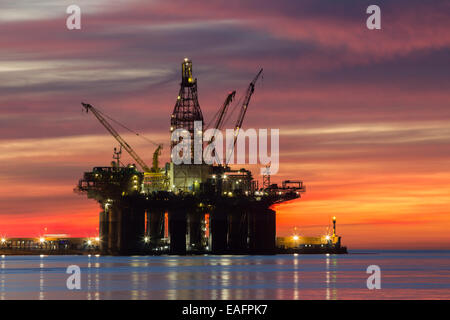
[75,59,305,255]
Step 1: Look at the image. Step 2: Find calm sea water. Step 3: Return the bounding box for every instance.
[0,250,449,300]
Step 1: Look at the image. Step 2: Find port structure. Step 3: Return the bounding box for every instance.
[75,59,305,255]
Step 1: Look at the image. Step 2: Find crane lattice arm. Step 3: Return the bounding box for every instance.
[204,91,236,165]
[234,69,263,135]
[226,69,263,165]
[214,91,236,131]
[81,102,151,172]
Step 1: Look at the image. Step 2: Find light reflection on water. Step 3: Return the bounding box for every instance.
[1,256,5,300]
[39,256,44,300]
[0,251,449,300]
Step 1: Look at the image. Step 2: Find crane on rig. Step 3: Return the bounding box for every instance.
[225,68,263,165]
[81,102,152,172]
[207,91,236,132]
[81,102,167,190]
[204,91,236,164]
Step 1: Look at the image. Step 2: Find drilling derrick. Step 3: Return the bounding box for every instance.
[170,58,204,155]
[169,59,211,192]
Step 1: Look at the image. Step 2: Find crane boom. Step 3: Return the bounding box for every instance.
[214,91,236,130]
[81,102,151,172]
[235,69,263,134]
[205,91,236,165]
[226,68,263,165]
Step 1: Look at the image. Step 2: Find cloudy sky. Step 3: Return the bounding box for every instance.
[1,0,449,249]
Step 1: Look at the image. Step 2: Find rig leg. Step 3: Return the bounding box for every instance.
[108,205,121,255]
[187,209,204,252]
[120,205,145,254]
[248,207,276,254]
[99,210,109,253]
[228,208,248,253]
[168,208,187,255]
[148,209,165,249]
[264,208,276,254]
[210,206,227,254]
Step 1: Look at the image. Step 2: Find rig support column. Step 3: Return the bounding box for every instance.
[187,209,204,251]
[168,208,187,255]
[228,209,248,253]
[248,207,276,254]
[99,209,109,253]
[108,205,121,255]
[148,209,165,248]
[120,204,145,254]
[264,208,276,254]
[210,206,228,254]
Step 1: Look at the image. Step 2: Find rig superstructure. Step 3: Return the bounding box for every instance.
[75,59,305,255]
